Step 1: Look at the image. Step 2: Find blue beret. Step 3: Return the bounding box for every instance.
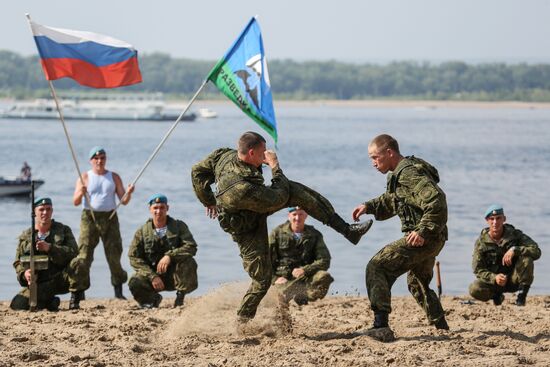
[34,197,52,207]
[148,193,168,206]
[288,206,303,213]
[89,146,106,159]
[484,204,504,218]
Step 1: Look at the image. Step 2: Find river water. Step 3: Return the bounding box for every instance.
[1,102,549,301]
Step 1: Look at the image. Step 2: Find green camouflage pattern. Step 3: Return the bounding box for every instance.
[128,216,198,304]
[468,223,540,300]
[365,157,447,324]
[365,157,448,239]
[78,210,127,287]
[191,148,353,318]
[270,221,333,301]
[11,220,88,308]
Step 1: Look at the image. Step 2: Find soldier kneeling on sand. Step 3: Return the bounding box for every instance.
[469,204,541,306]
[270,206,334,306]
[128,194,198,309]
[10,197,88,311]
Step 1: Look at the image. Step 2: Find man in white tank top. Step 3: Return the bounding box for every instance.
[72,146,135,304]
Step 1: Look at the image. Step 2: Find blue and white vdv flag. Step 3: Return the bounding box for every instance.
[207,17,278,142]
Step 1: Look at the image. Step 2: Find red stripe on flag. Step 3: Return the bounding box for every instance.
[40,56,142,88]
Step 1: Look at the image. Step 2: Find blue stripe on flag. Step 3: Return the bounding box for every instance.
[34,36,135,67]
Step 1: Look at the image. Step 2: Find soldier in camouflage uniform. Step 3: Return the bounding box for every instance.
[10,197,88,311]
[191,132,371,326]
[128,194,198,308]
[469,204,541,306]
[270,207,334,305]
[352,134,449,334]
[72,146,135,303]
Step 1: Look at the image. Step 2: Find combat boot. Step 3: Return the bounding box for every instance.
[140,293,162,309]
[372,311,389,329]
[434,316,449,330]
[328,214,373,245]
[515,285,530,306]
[9,294,30,310]
[293,294,309,306]
[69,291,84,310]
[45,297,61,312]
[114,284,127,300]
[361,312,395,342]
[492,292,504,306]
[174,291,185,307]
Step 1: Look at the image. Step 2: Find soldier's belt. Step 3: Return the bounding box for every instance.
[20,255,49,270]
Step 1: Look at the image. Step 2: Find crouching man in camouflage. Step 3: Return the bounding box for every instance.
[11,197,88,311]
[469,204,541,306]
[191,131,371,330]
[352,134,449,339]
[128,194,198,309]
[270,206,334,306]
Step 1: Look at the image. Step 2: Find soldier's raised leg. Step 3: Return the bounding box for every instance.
[287,181,372,244]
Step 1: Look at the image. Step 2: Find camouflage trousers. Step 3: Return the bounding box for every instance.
[231,214,272,320]
[286,181,335,225]
[469,256,534,301]
[366,236,446,324]
[220,181,338,319]
[78,210,128,287]
[10,257,88,310]
[274,270,334,303]
[128,257,198,305]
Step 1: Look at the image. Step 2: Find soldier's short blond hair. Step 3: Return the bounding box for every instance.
[238,131,266,154]
[369,134,400,154]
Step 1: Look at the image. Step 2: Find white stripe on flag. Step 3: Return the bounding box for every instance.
[30,20,135,50]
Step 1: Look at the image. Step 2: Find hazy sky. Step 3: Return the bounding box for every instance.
[2,0,550,63]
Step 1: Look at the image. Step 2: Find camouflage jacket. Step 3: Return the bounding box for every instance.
[269,221,331,279]
[128,216,197,281]
[365,156,448,240]
[472,223,541,284]
[191,148,289,234]
[13,220,78,286]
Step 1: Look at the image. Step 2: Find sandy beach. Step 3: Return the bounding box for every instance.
[1,283,549,367]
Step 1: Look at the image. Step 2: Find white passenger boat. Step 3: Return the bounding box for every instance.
[1,96,196,121]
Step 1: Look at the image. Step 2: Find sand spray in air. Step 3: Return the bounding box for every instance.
[164,282,286,338]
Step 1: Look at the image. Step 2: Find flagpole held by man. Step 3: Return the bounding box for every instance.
[25,14,143,223]
[111,16,280,220]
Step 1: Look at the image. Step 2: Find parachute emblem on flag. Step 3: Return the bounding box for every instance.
[207,17,278,142]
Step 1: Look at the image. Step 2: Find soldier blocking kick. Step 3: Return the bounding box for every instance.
[352,134,449,339]
[128,194,198,309]
[191,131,372,330]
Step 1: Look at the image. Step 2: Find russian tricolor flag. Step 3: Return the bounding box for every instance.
[29,20,142,89]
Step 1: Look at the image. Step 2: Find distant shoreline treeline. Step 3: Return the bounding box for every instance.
[1,50,550,101]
